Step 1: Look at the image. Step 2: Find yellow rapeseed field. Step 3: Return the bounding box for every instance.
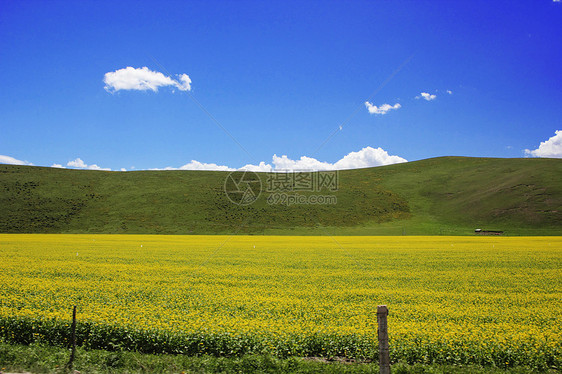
[0,234,560,368]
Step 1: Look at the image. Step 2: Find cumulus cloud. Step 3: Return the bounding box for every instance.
[150,147,407,172]
[416,92,436,101]
[332,147,407,169]
[364,102,401,115]
[0,155,33,166]
[269,155,334,171]
[240,146,407,171]
[447,90,453,95]
[179,160,233,171]
[67,158,87,168]
[103,66,191,93]
[6,147,406,173]
[151,160,235,171]
[67,158,111,171]
[239,162,273,172]
[524,130,562,158]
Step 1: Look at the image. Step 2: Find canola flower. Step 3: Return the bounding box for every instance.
[0,234,560,369]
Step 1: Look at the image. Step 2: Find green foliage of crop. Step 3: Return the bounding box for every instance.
[1,235,560,371]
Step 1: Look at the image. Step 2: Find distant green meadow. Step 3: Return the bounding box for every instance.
[1,156,561,235]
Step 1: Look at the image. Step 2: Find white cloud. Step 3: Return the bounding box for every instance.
[67,158,111,171]
[524,130,562,158]
[179,160,234,171]
[103,66,191,93]
[176,74,192,91]
[151,160,235,171]
[333,147,408,169]
[150,147,407,172]
[67,158,87,168]
[270,155,334,171]
[447,90,453,95]
[365,102,401,115]
[0,155,33,166]
[239,162,273,172]
[416,92,436,101]
[241,146,407,172]
[88,164,111,171]
[4,147,406,173]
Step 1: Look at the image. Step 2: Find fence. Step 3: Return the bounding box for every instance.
[63,305,392,373]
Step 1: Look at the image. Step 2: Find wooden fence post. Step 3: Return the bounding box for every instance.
[377,305,390,374]
[66,305,77,370]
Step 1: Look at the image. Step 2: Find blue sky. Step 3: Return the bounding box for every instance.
[1,0,561,171]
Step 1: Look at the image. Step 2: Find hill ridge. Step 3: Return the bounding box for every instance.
[1,157,560,235]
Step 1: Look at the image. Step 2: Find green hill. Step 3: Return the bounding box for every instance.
[1,157,560,235]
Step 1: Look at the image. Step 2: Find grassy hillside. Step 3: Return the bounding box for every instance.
[0,157,560,235]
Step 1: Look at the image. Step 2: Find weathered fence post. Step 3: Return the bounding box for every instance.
[66,305,77,370]
[377,305,390,374]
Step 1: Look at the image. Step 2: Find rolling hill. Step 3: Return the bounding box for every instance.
[0,157,560,235]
